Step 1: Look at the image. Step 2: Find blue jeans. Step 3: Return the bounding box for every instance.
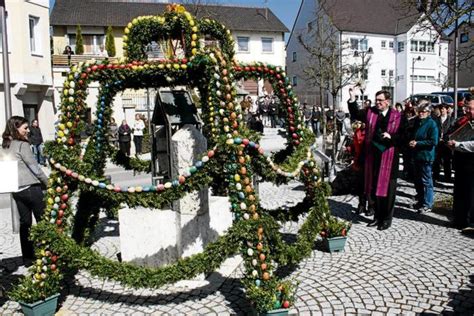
[312,121,321,136]
[414,161,434,209]
[31,144,45,165]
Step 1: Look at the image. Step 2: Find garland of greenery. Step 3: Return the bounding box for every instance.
[9,5,339,313]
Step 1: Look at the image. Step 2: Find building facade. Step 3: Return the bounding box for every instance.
[286,0,449,109]
[0,0,54,139]
[50,0,288,126]
[447,21,473,90]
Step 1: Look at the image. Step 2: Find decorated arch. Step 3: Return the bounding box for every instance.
[13,4,333,313]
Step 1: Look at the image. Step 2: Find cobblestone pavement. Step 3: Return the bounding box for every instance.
[1,129,473,315]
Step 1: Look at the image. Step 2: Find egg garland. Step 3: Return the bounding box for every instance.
[48,147,217,194]
[17,7,333,314]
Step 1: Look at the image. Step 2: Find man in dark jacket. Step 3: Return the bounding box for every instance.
[433,103,454,182]
[28,119,45,165]
[447,98,474,233]
[409,101,439,213]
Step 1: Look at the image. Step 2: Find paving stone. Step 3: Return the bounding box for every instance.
[1,144,472,314]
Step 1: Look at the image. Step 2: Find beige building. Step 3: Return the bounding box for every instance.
[50,0,288,126]
[0,0,55,139]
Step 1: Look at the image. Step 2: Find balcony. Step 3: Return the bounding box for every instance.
[122,89,158,111]
[52,54,119,67]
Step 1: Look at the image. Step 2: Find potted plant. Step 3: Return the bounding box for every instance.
[320,217,351,253]
[249,280,297,316]
[8,272,61,316]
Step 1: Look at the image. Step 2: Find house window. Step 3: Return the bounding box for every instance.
[398,41,405,52]
[360,69,368,80]
[350,38,359,50]
[261,37,273,53]
[427,42,434,52]
[381,69,387,77]
[292,76,297,86]
[23,104,37,124]
[410,40,435,53]
[419,41,427,52]
[237,37,249,52]
[389,41,394,48]
[292,51,297,62]
[389,69,394,77]
[68,34,105,54]
[359,38,368,51]
[29,16,40,54]
[351,38,368,51]
[460,32,469,43]
[381,40,386,49]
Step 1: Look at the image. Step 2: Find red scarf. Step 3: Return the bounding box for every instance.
[364,108,401,197]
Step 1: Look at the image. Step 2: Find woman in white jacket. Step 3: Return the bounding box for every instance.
[133,113,145,156]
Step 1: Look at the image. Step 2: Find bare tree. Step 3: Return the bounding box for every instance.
[297,0,364,162]
[396,0,473,66]
[178,0,221,16]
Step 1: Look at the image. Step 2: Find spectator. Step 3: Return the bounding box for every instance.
[409,101,439,213]
[269,98,278,128]
[260,95,271,127]
[63,45,74,55]
[98,44,108,57]
[348,88,359,122]
[108,117,118,148]
[249,97,259,115]
[29,119,45,166]
[311,105,322,137]
[1,116,48,266]
[303,103,312,129]
[364,99,372,109]
[401,106,417,180]
[335,107,346,134]
[447,98,474,233]
[433,103,454,182]
[395,102,403,112]
[118,120,132,156]
[364,91,406,230]
[133,113,145,156]
[249,113,264,133]
[241,95,252,123]
[350,120,374,215]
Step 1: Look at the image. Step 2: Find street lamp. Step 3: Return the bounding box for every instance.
[411,55,422,96]
[353,47,373,104]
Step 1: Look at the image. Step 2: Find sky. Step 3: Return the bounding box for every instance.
[48,0,301,34]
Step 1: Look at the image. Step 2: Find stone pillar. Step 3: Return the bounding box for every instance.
[171,125,210,258]
[118,125,234,271]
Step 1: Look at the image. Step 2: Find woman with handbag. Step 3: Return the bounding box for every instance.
[1,116,48,265]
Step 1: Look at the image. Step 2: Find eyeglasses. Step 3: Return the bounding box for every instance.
[375,99,386,102]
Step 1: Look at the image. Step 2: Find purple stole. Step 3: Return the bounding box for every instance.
[364,108,401,197]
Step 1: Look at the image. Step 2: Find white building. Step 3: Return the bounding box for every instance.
[286,0,449,109]
[50,0,288,126]
[0,0,55,139]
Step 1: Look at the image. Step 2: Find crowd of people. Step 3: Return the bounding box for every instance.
[343,87,474,234]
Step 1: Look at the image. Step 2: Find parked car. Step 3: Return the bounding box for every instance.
[410,93,454,107]
[431,90,472,106]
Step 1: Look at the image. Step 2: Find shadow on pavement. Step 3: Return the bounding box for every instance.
[0,255,25,307]
[444,274,474,314]
[328,196,452,228]
[59,272,253,315]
